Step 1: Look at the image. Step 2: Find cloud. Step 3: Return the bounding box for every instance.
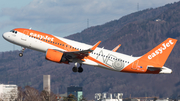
[0,0,179,36]
[0,0,133,24]
[0,0,179,51]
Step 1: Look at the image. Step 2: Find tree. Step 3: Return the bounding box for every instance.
[40,90,57,101]
[15,86,57,101]
[79,95,87,101]
[63,94,77,101]
[23,86,41,101]
[16,87,23,101]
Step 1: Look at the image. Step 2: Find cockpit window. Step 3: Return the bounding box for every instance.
[10,30,17,34]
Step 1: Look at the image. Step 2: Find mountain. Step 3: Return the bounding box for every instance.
[1,1,180,100]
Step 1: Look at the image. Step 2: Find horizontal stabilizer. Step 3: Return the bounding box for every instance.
[148,66,172,74]
[148,67,162,71]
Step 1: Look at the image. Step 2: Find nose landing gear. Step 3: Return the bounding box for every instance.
[19,47,25,57]
[72,63,83,73]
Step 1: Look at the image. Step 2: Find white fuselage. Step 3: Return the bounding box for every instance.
[3,31,138,72]
[3,28,175,74]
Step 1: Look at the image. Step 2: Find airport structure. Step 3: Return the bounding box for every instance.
[43,75,51,94]
[0,84,18,101]
[67,86,83,101]
[95,93,123,101]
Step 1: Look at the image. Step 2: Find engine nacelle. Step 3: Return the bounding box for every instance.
[46,49,65,63]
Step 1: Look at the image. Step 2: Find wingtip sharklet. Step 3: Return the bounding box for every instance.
[112,44,121,52]
[90,41,101,51]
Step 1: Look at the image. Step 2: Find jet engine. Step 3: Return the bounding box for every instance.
[45,49,67,63]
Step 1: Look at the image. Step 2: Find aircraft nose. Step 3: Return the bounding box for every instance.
[2,32,10,40]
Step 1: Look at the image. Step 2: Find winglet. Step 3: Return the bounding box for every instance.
[91,41,101,51]
[112,44,121,52]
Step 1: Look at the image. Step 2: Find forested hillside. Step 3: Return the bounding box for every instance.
[1,1,180,99]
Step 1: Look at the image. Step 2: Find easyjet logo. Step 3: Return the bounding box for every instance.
[30,32,54,41]
[148,40,174,60]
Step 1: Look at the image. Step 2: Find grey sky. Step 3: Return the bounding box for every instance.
[0,0,179,52]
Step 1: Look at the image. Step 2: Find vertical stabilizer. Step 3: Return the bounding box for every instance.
[141,38,177,67]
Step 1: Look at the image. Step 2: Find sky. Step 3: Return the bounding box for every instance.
[0,0,179,52]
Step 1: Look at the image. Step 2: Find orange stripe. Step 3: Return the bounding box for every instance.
[121,60,148,73]
[14,28,79,52]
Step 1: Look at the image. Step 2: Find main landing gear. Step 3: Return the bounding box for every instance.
[19,47,25,57]
[72,63,83,73]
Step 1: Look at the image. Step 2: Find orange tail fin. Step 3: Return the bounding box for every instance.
[141,38,177,67]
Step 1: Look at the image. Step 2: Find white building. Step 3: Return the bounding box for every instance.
[95,93,123,101]
[156,98,170,101]
[0,84,18,101]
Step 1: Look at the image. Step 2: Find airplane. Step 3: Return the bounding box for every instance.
[2,28,177,74]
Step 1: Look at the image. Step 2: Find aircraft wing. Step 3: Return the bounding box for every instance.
[63,41,101,62]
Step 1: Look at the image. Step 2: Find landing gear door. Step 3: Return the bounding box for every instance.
[21,30,29,41]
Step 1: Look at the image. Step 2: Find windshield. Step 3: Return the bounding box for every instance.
[10,30,17,34]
